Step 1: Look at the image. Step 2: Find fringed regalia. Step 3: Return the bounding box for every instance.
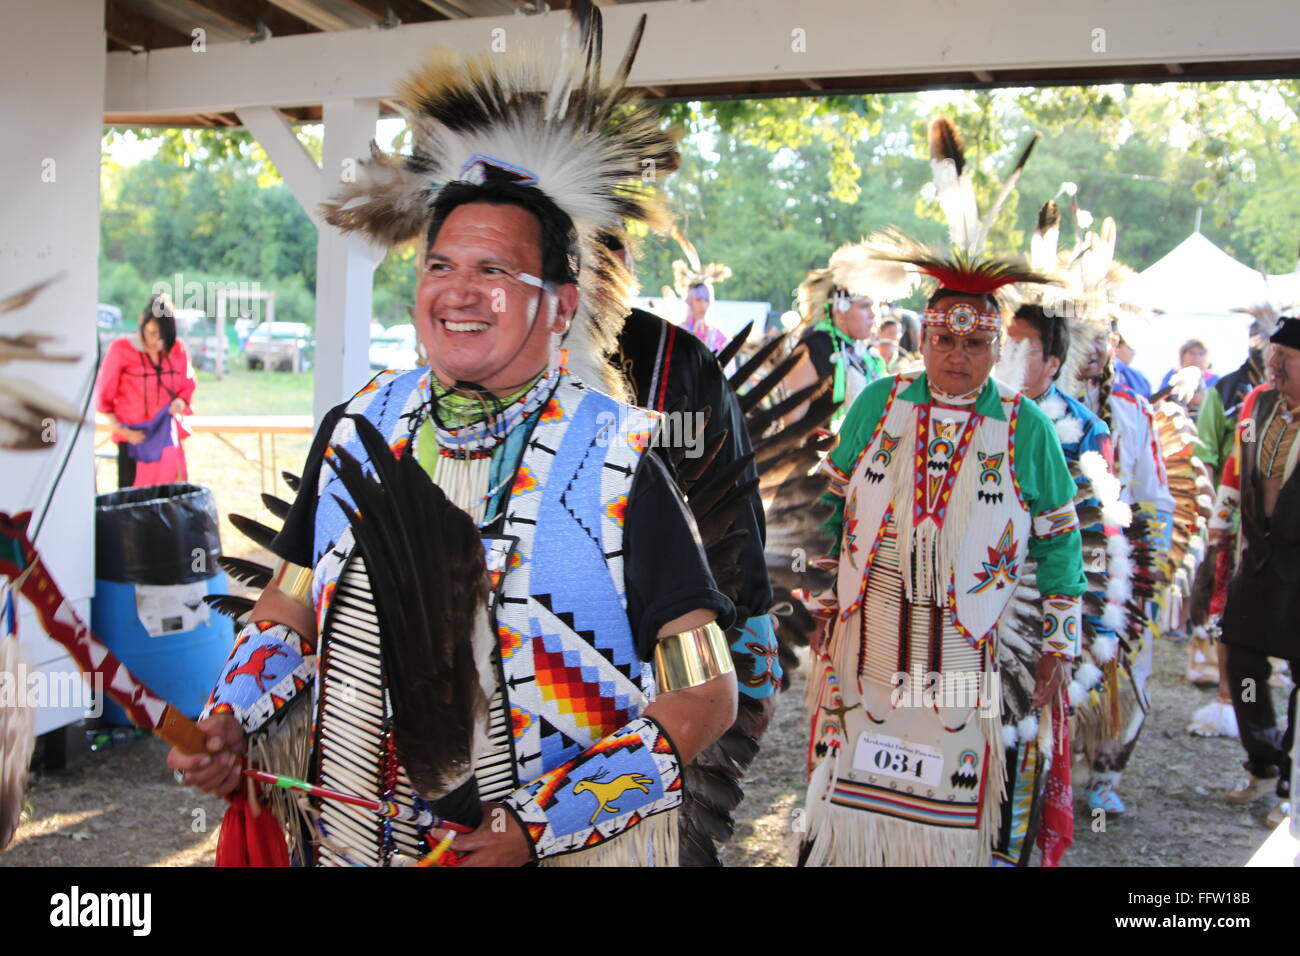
[196,2,742,867]
[802,370,1085,866]
[796,120,1085,867]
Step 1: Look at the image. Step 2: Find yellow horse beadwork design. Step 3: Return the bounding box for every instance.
[573,772,656,824]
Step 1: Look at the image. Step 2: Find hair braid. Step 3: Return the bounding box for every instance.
[1096,356,1116,434]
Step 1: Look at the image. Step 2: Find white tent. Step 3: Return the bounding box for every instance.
[1115,233,1271,388]
[1117,232,1270,314]
[1267,271,1300,310]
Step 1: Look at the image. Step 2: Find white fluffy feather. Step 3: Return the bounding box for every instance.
[1067,680,1087,708]
[1103,600,1128,631]
[1054,414,1084,445]
[994,337,1031,394]
[1016,714,1039,743]
[828,242,917,302]
[1092,635,1119,664]
[1076,661,1104,690]
[1002,723,1019,750]
[1188,699,1238,738]
[1038,393,1067,422]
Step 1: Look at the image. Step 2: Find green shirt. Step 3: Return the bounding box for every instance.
[823,372,1086,598]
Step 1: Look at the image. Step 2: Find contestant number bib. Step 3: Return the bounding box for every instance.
[853,732,943,786]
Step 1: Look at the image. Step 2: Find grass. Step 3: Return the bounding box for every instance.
[192,365,314,416]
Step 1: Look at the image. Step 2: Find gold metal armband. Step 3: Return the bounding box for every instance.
[271,558,313,609]
[653,622,734,694]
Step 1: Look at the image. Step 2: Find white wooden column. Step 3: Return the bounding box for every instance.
[314,98,382,424]
[238,99,382,424]
[1,0,104,735]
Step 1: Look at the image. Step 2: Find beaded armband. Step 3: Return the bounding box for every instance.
[501,716,683,861]
[1040,595,1081,660]
[731,614,782,700]
[201,621,317,735]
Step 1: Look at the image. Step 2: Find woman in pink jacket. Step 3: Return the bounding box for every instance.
[96,295,197,488]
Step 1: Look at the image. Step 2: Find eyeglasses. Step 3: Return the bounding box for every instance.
[925,332,998,356]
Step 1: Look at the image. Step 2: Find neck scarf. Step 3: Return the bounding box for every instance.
[815,318,861,406]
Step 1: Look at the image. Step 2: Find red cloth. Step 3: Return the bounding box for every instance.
[215,790,290,867]
[1037,695,1073,867]
[96,336,196,486]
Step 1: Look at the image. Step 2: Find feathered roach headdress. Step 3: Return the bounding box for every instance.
[320,2,680,397]
[1035,201,1142,393]
[796,241,916,327]
[669,227,732,301]
[865,117,1052,337]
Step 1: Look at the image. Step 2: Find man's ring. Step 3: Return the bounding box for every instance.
[174,769,185,785]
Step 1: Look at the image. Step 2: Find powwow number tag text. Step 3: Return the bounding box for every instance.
[852,732,944,786]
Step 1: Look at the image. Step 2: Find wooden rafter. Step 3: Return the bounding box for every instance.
[105,0,195,51]
[180,0,321,39]
[335,0,445,24]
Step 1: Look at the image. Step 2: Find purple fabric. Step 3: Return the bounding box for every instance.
[124,405,177,463]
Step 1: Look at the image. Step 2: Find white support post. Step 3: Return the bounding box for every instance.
[314,98,381,424]
[236,107,323,214]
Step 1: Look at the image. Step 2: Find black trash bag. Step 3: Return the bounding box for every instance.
[95,483,223,585]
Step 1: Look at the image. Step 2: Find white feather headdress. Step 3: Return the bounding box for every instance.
[669,228,731,298]
[320,2,680,396]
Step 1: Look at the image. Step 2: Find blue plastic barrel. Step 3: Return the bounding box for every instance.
[92,484,235,724]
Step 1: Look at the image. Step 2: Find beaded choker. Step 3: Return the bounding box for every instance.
[425,367,560,459]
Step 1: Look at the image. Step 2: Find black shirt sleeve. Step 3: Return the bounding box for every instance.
[800,329,835,381]
[693,342,772,622]
[623,450,735,661]
[270,402,347,567]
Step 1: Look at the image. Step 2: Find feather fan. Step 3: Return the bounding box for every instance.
[326,414,488,806]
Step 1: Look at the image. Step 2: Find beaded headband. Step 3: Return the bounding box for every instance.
[923,302,1001,336]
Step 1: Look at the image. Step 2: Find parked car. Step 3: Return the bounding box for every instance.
[96,303,125,351]
[171,309,221,372]
[245,321,314,372]
[368,324,420,371]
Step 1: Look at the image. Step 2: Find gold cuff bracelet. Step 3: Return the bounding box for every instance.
[653,622,734,694]
[271,558,314,609]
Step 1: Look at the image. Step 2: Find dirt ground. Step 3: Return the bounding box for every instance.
[721,638,1291,867]
[4,629,1288,867]
[3,431,1286,866]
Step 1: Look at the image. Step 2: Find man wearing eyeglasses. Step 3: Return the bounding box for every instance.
[800,268,1086,868]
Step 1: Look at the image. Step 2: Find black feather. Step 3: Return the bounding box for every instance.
[737,346,808,416]
[325,415,487,818]
[217,556,273,589]
[202,593,254,621]
[260,493,291,521]
[715,322,753,371]
[1037,200,1060,232]
[728,333,786,391]
[281,471,301,493]
[228,513,279,551]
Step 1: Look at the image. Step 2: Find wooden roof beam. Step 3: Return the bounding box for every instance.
[267,0,358,31]
[105,0,196,51]
[181,0,321,39]
[335,0,445,24]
